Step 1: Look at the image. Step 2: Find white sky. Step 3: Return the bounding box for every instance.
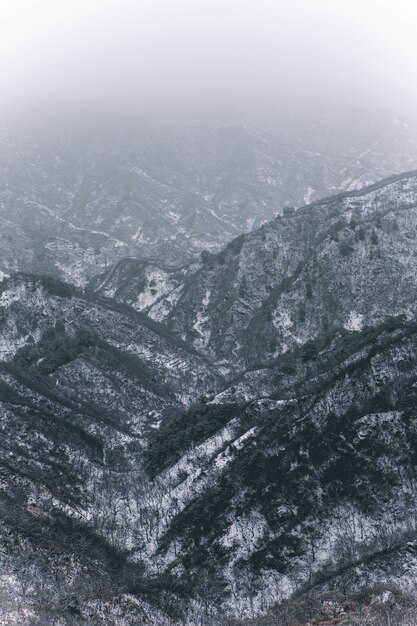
[1,0,417,114]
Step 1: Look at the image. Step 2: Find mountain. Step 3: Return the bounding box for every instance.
[4,169,417,622]
[95,170,417,368]
[90,170,417,619]
[1,108,417,286]
[0,273,223,624]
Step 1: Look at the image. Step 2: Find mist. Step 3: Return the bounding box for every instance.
[1,0,417,119]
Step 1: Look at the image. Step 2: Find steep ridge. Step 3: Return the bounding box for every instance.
[117,170,417,369]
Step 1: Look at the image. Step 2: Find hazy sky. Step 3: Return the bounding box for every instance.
[1,0,417,115]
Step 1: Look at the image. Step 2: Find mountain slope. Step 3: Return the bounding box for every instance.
[0,273,225,622]
[119,170,417,370]
[88,170,417,618]
[148,315,417,615]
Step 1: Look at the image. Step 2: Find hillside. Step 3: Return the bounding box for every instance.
[0,274,223,623]
[96,171,417,366]
[91,171,417,619]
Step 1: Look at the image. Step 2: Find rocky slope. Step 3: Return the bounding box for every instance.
[1,108,417,286]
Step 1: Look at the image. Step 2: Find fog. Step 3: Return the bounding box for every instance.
[1,0,417,118]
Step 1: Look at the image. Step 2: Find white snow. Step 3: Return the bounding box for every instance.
[132,225,147,243]
[344,311,364,332]
[303,186,315,204]
[133,268,173,311]
[148,285,184,322]
[26,200,127,246]
[272,310,293,334]
[192,289,211,349]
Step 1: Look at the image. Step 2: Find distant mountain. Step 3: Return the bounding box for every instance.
[5,171,417,622]
[1,108,417,286]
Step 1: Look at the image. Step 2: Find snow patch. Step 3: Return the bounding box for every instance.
[303,186,315,204]
[344,311,364,332]
[272,310,293,334]
[193,289,211,349]
[133,268,172,311]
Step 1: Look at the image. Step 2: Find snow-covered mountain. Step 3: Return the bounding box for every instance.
[95,170,417,368]
[4,170,417,623]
